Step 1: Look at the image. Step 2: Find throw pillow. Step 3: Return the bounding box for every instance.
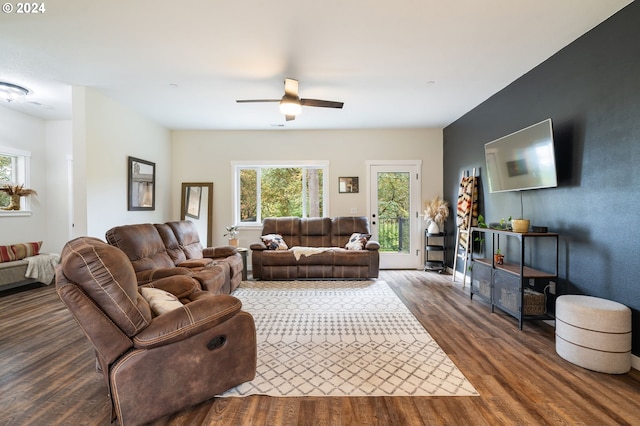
[140,287,183,316]
[261,234,288,250]
[0,245,16,263]
[11,241,43,260]
[345,233,371,250]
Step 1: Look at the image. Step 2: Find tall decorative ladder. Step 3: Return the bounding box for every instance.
[452,169,478,287]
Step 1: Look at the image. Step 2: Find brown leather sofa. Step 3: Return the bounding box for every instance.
[56,237,256,426]
[106,220,243,294]
[250,216,380,280]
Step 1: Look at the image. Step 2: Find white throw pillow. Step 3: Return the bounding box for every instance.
[140,287,183,316]
[345,233,371,250]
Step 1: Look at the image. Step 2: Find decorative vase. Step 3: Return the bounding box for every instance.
[2,194,21,211]
[427,221,440,234]
[494,253,504,265]
[228,238,239,247]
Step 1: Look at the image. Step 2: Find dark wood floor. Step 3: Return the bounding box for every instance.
[1,270,639,425]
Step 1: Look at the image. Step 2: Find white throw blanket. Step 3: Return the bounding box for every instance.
[289,246,332,261]
[25,253,60,285]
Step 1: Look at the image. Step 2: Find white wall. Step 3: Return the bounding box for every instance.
[171,128,443,248]
[45,120,73,252]
[73,87,173,239]
[0,105,48,249]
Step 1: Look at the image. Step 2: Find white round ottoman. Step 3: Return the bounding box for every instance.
[556,295,631,374]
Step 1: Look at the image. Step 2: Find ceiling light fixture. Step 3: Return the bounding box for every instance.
[0,81,30,103]
[279,94,302,116]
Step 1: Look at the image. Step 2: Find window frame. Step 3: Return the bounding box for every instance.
[0,145,32,215]
[232,160,330,226]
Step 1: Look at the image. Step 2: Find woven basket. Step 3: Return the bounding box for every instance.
[523,288,546,316]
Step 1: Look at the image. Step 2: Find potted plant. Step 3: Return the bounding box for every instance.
[494,248,504,265]
[0,184,37,211]
[224,225,240,247]
[511,218,530,233]
[423,196,449,234]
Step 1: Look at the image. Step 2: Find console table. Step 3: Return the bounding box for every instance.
[470,227,558,329]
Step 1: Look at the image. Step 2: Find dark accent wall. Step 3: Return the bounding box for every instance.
[443,2,640,355]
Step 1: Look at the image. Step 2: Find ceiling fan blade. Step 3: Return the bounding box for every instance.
[285,114,296,121]
[284,78,299,97]
[236,99,280,103]
[301,98,344,109]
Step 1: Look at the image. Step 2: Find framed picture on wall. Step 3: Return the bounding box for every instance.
[185,186,202,219]
[339,177,359,193]
[128,156,156,211]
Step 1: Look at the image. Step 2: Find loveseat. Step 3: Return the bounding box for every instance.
[250,216,380,280]
[106,220,243,294]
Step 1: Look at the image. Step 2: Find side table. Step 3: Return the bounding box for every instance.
[236,247,248,280]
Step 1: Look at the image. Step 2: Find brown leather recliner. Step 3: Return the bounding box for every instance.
[56,237,256,426]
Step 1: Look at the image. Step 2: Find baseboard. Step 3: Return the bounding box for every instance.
[632,354,640,371]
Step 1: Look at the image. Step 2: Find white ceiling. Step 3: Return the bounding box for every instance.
[0,0,632,130]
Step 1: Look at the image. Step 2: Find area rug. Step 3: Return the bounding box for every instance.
[221,280,478,397]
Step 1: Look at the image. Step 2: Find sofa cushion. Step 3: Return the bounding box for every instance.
[262,234,288,250]
[11,241,42,260]
[0,245,16,263]
[345,233,371,250]
[166,221,204,259]
[262,217,301,247]
[154,223,187,265]
[61,237,151,336]
[331,217,371,247]
[106,224,175,272]
[299,217,332,247]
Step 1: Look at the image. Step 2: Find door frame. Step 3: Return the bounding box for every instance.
[366,160,422,269]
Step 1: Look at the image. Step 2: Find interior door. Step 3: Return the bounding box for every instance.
[368,162,421,269]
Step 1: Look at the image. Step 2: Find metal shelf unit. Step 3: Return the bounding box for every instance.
[470,227,558,329]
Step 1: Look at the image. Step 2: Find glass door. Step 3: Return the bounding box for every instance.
[369,162,421,269]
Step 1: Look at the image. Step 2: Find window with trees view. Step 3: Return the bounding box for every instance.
[234,162,328,225]
[0,146,31,210]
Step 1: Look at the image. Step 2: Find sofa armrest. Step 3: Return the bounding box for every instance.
[365,240,380,250]
[203,245,238,259]
[250,242,267,251]
[133,294,243,349]
[135,267,193,285]
[141,275,200,300]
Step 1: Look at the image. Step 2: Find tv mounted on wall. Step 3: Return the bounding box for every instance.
[485,118,558,193]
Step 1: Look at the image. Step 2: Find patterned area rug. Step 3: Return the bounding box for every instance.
[221,280,478,397]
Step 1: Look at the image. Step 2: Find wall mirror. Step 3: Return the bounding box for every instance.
[180,182,213,247]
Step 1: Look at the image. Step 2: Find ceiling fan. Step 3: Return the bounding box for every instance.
[236,78,344,121]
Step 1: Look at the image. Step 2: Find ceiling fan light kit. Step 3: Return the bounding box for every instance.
[279,95,302,116]
[0,81,30,103]
[237,78,343,122]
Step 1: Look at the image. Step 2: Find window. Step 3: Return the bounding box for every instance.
[233,162,329,225]
[0,146,31,211]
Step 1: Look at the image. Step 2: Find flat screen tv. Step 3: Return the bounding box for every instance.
[485,118,558,193]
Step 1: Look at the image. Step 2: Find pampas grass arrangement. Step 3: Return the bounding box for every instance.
[423,196,449,225]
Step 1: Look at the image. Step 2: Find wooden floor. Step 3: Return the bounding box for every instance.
[1,270,639,426]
